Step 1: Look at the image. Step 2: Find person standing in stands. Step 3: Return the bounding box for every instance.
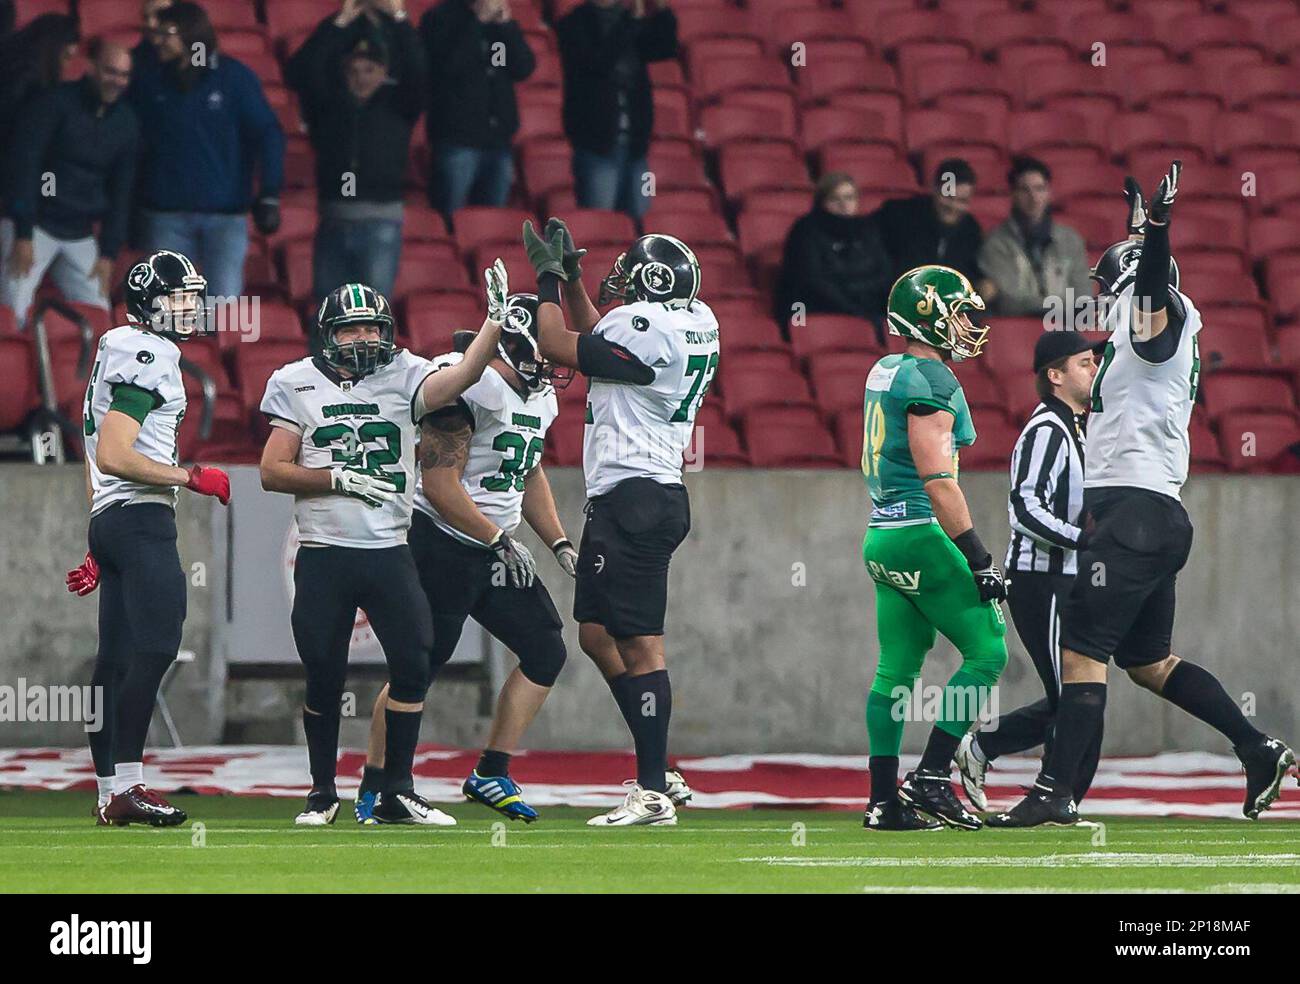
[128,1,284,300]
[556,0,677,220]
[287,1,426,300]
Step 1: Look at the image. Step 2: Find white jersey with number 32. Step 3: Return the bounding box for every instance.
[583,299,719,498]
[413,356,559,548]
[1087,284,1202,500]
[260,350,434,548]
[83,325,187,514]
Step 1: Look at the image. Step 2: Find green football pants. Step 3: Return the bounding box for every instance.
[863,520,1008,755]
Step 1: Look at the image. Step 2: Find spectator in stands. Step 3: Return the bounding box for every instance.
[287,1,426,300]
[775,173,893,345]
[978,156,1092,318]
[128,1,284,300]
[421,0,534,217]
[1,41,139,325]
[873,157,983,285]
[134,0,175,70]
[557,0,677,220]
[0,14,80,177]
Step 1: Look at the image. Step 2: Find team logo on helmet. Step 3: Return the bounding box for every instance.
[642,262,675,294]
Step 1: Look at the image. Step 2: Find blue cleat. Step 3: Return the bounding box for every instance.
[354,789,379,825]
[462,771,540,823]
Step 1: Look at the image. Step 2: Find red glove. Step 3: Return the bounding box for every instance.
[66,552,100,596]
[186,464,231,505]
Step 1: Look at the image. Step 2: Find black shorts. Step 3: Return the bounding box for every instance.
[408,510,565,682]
[573,477,691,639]
[1058,486,1194,669]
[88,501,186,663]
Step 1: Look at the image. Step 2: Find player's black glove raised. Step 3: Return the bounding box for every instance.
[522,219,566,279]
[952,528,1006,603]
[544,216,586,283]
[1148,160,1180,225]
[1123,176,1147,234]
[489,530,536,588]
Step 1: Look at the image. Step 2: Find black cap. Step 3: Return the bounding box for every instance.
[1032,330,1103,374]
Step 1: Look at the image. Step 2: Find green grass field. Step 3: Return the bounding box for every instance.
[3,791,1298,893]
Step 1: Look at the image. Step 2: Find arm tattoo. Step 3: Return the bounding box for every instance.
[419,416,472,471]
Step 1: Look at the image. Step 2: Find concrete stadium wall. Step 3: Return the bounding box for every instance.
[2,463,1298,757]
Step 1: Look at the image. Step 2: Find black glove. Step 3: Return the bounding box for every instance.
[489,530,536,588]
[545,216,586,283]
[953,528,1006,603]
[253,196,281,235]
[1148,159,1180,225]
[522,219,566,278]
[1123,176,1147,234]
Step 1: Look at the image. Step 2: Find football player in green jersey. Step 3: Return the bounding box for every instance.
[861,265,1008,831]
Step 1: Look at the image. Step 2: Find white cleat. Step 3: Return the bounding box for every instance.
[955,733,989,812]
[374,790,458,826]
[587,782,678,827]
[665,769,693,807]
[294,797,340,826]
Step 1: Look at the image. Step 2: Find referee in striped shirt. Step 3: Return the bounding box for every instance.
[956,330,1103,811]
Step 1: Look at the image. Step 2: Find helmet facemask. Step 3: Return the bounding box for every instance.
[150,284,209,342]
[324,322,396,377]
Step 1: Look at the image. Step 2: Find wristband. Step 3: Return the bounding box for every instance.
[538,272,562,305]
[551,537,573,552]
[952,528,992,571]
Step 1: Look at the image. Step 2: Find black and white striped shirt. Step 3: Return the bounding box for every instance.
[1005,397,1087,575]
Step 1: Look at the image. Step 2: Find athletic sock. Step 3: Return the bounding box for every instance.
[96,775,114,807]
[918,726,962,774]
[358,765,385,797]
[87,662,122,780]
[607,673,639,732]
[302,708,341,794]
[622,670,671,793]
[477,749,511,778]
[1039,682,1107,799]
[112,761,144,796]
[1160,661,1265,748]
[382,707,423,795]
[868,755,900,804]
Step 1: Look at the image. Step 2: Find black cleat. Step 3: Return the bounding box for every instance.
[898,770,983,830]
[864,798,943,831]
[102,785,188,827]
[1236,736,1296,820]
[986,783,1080,828]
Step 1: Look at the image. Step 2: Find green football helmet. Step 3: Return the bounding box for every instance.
[886,265,988,360]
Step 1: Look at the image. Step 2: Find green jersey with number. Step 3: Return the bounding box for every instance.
[260,350,435,548]
[413,355,559,549]
[861,353,975,525]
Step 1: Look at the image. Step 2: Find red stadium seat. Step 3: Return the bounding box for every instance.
[832,408,863,469]
[722,367,815,420]
[1169,14,1260,59]
[0,335,37,432]
[1246,166,1300,215]
[232,341,311,422]
[1249,216,1300,262]
[959,413,1023,470]
[801,107,895,156]
[983,317,1044,378]
[819,146,918,193]
[719,154,810,205]
[643,210,734,248]
[1006,110,1096,156]
[958,11,1060,59]
[905,109,997,155]
[692,56,793,103]
[1212,114,1298,161]
[699,103,798,153]
[910,62,1011,109]
[693,421,749,468]
[794,59,899,104]
[452,207,535,251]
[392,241,467,301]
[789,315,881,365]
[266,1,335,41]
[735,210,798,259]
[1216,412,1300,471]
[717,313,789,355]
[952,367,1008,412]
[876,10,974,58]
[403,292,482,357]
[673,7,760,42]
[1199,319,1273,372]
[561,209,637,248]
[809,363,867,416]
[744,415,842,468]
[1201,372,1297,420]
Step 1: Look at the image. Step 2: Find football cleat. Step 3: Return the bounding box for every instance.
[93,801,111,826]
[295,790,340,826]
[372,789,457,826]
[665,769,693,807]
[954,733,989,812]
[897,770,983,830]
[1236,736,1296,820]
[463,771,540,823]
[353,790,378,825]
[102,785,188,827]
[864,798,943,831]
[985,784,1080,828]
[586,782,678,827]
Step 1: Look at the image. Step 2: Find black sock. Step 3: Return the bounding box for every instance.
[302,708,341,796]
[918,727,962,774]
[382,707,422,795]
[1039,682,1107,799]
[477,749,511,778]
[113,650,175,763]
[617,670,671,793]
[358,764,385,796]
[869,755,899,804]
[607,673,639,732]
[88,662,124,779]
[1160,661,1264,748]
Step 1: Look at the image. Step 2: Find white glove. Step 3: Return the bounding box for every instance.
[331,466,397,508]
[489,530,536,588]
[485,257,509,325]
[551,537,578,578]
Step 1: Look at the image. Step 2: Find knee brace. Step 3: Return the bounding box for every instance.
[518,632,567,688]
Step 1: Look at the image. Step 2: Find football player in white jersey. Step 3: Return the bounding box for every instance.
[259,272,506,826]
[524,218,719,826]
[995,163,1296,826]
[67,250,231,826]
[356,293,579,824]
